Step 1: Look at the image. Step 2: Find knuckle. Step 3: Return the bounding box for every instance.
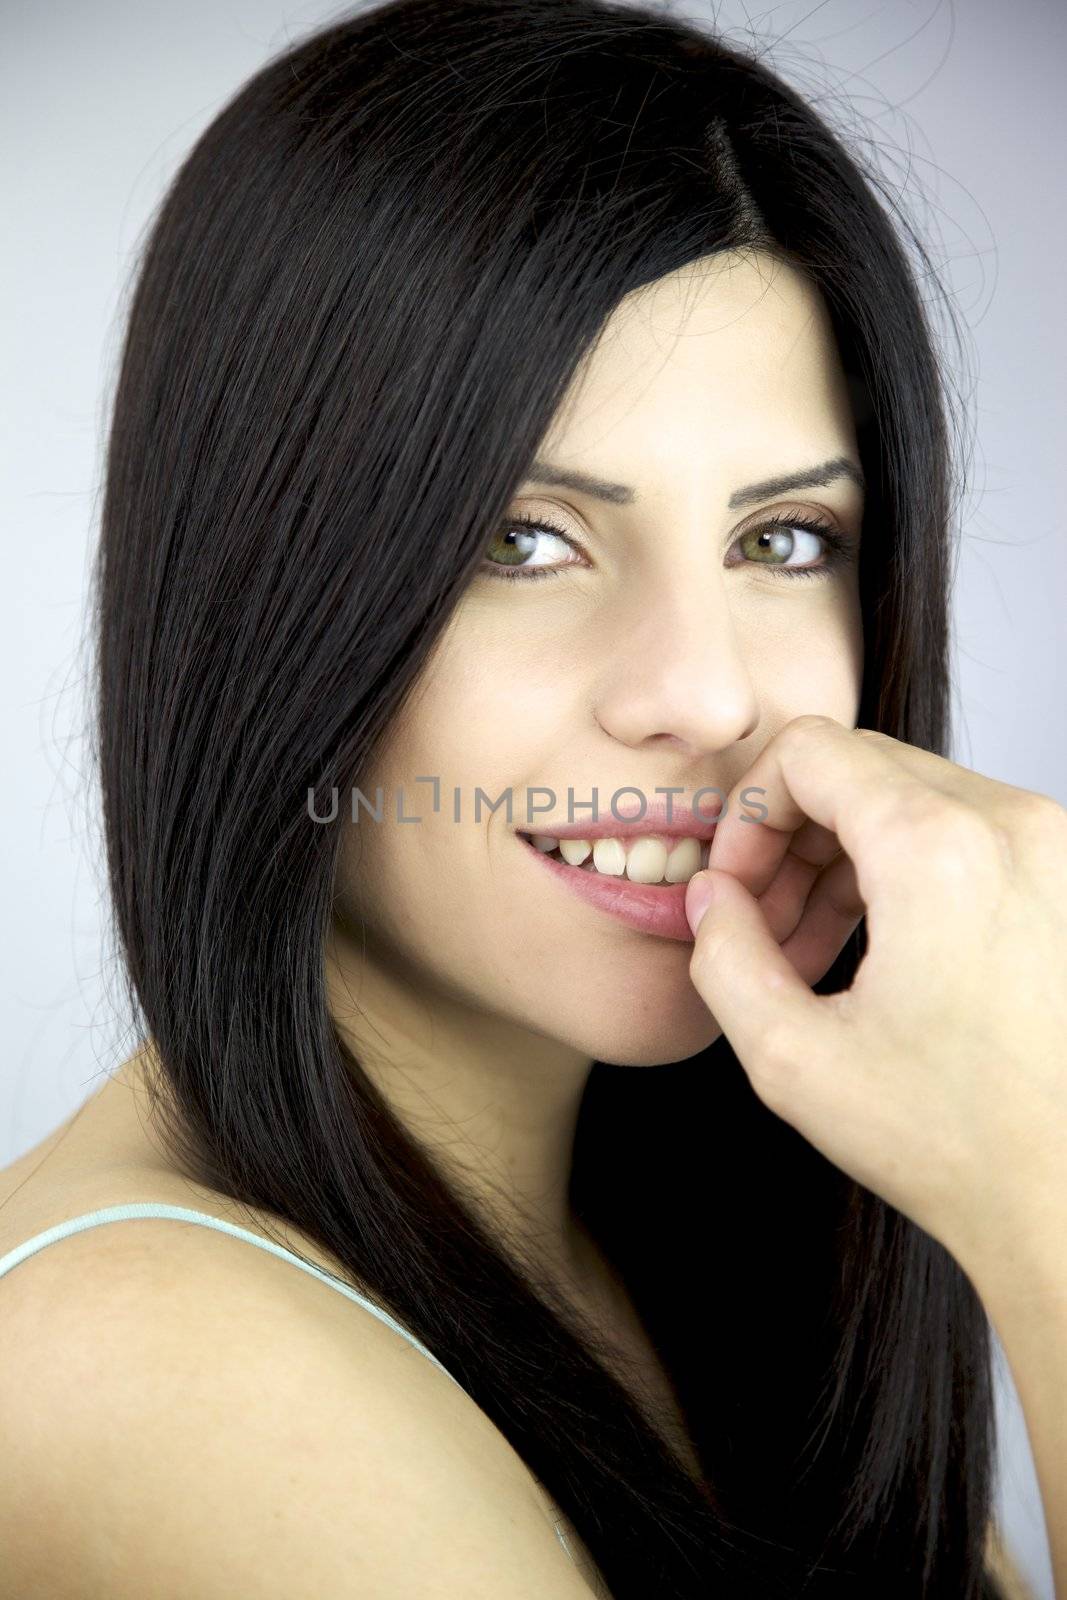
[876,792,999,884]
[913,798,1000,881]
[998,791,1067,877]
[1013,790,1067,843]
[749,1022,796,1109]
[693,924,728,973]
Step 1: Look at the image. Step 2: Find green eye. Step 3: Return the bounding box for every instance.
[732,514,855,580]
[482,513,579,582]
[480,510,857,585]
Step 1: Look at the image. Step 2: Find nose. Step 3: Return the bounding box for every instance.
[592,580,759,758]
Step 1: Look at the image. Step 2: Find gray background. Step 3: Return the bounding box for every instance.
[2,2,1062,1591]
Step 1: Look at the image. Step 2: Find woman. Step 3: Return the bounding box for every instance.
[0,1,1059,1595]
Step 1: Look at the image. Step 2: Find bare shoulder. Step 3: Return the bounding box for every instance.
[0,1212,593,1599]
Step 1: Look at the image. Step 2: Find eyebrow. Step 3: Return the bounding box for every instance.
[522,455,866,508]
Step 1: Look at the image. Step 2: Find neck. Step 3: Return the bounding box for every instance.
[325,919,598,1296]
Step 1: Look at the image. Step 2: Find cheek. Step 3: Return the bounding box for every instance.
[407,617,581,789]
[746,591,864,725]
[332,640,545,932]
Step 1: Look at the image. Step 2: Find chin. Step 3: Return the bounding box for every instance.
[564,1007,724,1069]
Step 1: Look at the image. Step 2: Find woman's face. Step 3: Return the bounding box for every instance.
[333,251,864,1069]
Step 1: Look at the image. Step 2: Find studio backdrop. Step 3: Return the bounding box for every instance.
[2,3,1062,1595]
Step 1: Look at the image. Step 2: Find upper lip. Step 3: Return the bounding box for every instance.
[516,798,723,843]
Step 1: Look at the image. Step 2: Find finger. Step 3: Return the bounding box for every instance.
[757,851,820,944]
[774,849,867,987]
[789,816,846,872]
[755,817,847,944]
[709,716,951,905]
[686,867,834,1077]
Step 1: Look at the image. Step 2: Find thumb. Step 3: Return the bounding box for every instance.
[685,868,829,1076]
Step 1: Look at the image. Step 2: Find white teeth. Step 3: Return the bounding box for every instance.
[592,838,627,876]
[624,837,668,884]
[526,832,710,884]
[664,837,702,883]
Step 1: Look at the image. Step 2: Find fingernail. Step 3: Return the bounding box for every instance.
[686,871,714,935]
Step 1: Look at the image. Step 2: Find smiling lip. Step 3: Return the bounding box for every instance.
[516,828,715,942]
[513,798,724,843]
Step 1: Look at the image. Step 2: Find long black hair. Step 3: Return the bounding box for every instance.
[91,1,1004,1593]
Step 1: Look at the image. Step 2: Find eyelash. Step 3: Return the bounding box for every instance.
[483,511,856,583]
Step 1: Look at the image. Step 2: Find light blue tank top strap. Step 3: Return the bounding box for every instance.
[0,1200,578,1563]
[0,1202,463,1378]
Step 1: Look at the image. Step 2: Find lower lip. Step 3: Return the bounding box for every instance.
[517,833,712,942]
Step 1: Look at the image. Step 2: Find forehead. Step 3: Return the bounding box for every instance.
[540,252,857,486]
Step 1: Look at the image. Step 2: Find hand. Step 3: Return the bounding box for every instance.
[684,714,1067,1288]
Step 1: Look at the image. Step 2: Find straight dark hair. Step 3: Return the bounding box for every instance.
[91,1,1005,1594]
